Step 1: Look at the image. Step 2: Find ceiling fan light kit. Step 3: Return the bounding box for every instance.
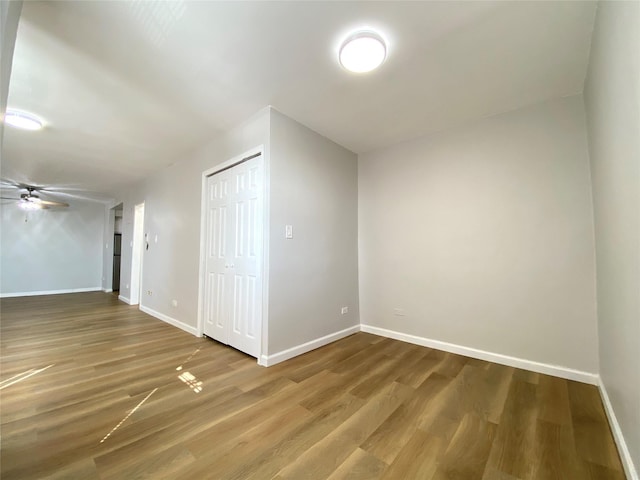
[19,200,44,210]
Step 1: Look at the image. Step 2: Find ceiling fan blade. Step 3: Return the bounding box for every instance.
[37,189,111,203]
[26,196,67,206]
[0,179,20,188]
[0,179,34,190]
[37,199,69,207]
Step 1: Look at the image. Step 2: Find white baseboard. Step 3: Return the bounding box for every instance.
[139,304,198,337]
[259,325,360,367]
[0,287,102,298]
[118,295,132,305]
[598,377,639,480]
[360,324,599,385]
[103,289,113,293]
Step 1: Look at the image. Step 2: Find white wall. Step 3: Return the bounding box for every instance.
[113,107,360,358]
[584,1,640,477]
[1,200,105,295]
[0,0,22,150]
[268,109,359,355]
[115,108,271,334]
[0,0,22,117]
[359,95,598,374]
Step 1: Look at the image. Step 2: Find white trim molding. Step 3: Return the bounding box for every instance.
[0,287,102,298]
[360,324,599,385]
[118,295,132,305]
[259,325,360,367]
[597,377,639,480]
[103,289,113,293]
[139,305,198,337]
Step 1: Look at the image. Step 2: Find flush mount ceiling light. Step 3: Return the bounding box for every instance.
[339,30,387,73]
[4,109,44,131]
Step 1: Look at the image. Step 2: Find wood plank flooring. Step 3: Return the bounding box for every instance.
[0,292,625,479]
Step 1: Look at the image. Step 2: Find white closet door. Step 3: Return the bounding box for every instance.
[203,155,263,358]
[204,171,231,344]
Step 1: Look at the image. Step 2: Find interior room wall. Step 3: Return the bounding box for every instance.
[0,200,105,296]
[267,109,359,356]
[0,0,22,143]
[114,106,360,359]
[583,1,640,477]
[115,108,271,334]
[358,95,598,374]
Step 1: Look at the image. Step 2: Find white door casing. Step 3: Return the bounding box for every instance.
[203,154,263,358]
[130,202,145,306]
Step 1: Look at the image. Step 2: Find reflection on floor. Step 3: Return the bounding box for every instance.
[178,371,203,393]
[0,364,54,390]
[100,388,158,444]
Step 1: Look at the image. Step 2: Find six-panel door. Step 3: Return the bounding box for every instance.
[204,156,263,358]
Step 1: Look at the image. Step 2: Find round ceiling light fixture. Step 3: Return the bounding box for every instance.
[339,30,387,73]
[4,109,44,131]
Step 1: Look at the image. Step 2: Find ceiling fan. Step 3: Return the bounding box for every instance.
[0,185,70,210]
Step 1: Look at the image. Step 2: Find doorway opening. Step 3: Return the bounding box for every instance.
[112,203,123,292]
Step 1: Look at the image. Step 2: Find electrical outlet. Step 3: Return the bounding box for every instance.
[393,308,406,316]
[126,284,129,289]
[147,290,153,296]
[172,299,178,307]
[341,306,348,315]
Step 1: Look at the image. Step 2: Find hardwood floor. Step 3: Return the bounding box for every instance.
[0,292,625,479]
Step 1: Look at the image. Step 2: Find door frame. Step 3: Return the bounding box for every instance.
[106,203,124,293]
[197,145,269,362]
[130,202,145,306]
[104,205,117,292]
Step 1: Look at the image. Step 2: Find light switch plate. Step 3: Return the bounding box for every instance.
[285,225,293,239]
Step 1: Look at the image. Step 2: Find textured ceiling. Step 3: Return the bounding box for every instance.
[1,1,596,199]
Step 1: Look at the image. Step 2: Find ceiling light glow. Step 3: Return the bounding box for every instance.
[4,109,44,131]
[339,30,387,73]
[19,200,43,211]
